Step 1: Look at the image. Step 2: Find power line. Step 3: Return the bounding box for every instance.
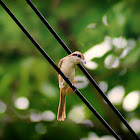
[25,0,140,140]
[0,1,122,139]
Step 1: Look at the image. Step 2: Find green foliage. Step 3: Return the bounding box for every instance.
[0,0,140,139]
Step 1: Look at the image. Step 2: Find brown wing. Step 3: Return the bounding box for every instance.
[58,59,63,68]
[58,59,63,82]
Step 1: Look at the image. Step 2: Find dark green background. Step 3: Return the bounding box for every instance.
[0,0,140,139]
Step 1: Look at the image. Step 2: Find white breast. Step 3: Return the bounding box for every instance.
[60,59,76,81]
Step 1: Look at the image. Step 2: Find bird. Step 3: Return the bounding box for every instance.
[57,51,86,121]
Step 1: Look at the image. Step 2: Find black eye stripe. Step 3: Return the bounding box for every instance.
[72,54,78,56]
[72,54,81,58]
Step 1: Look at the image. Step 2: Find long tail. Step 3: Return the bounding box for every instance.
[57,87,67,121]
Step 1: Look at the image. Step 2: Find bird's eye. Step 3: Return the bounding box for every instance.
[72,53,81,58]
[77,54,81,58]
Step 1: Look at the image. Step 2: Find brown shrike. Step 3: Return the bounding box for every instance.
[57,51,86,121]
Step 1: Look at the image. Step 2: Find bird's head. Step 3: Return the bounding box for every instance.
[69,51,86,65]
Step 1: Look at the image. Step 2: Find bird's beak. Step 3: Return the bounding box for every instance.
[81,59,86,64]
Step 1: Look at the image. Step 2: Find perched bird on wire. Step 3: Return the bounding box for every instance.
[57,51,86,121]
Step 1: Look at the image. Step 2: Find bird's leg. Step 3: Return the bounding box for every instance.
[61,79,67,88]
[61,76,71,88]
[66,76,75,87]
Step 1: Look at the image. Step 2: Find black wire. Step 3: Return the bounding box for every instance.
[0,1,122,140]
[25,0,140,140]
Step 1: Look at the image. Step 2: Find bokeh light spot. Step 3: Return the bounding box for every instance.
[84,36,112,70]
[30,110,41,122]
[81,120,94,127]
[112,37,127,48]
[84,36,112,61]
[35,123,47,135]
[0,100,7,114]
[87,23,96,29]
[41,110,56,122]
[104,54,120,69]
[129,118,140,133]
[40,83,57,98]
[99,81,108,93]
[84,132,115,140]
[14,97,29,110]
[68,105,85,123]
[102,15,108,26]
[107,86,125,105]
[74,76,89,89]
[123,91,140,112]
[85,61,98,70]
